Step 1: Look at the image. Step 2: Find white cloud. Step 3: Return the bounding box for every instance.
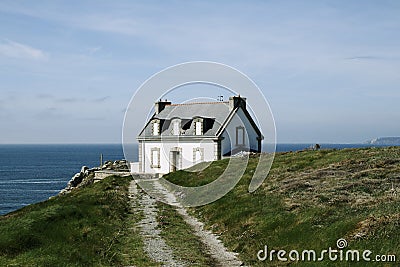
[0,39,48,60]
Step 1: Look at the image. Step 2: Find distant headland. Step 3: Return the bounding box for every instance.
[365,137,400,145]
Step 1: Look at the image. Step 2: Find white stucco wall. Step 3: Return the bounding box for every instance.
[137,106,261,174]
[221,107,260,156]
[140,140,216,174]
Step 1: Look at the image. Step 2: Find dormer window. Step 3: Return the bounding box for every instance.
[152,120,160,136]
[195,119,203,135]
[172,119,180,135]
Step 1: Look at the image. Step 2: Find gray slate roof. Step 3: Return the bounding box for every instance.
[138,102,231,137]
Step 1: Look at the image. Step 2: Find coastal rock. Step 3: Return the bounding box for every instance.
[68,172,83,187]
[59,159,128,196]
[81,166,89,173]
[102,161,113,169]
[365,137,400,145]
[100,160,128,171]
[61,167,95,195]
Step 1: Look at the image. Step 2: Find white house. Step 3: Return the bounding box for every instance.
[131,96,263,174]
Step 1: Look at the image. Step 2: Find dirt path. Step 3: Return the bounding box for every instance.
[130,178,243,267]
[129,181,186,267]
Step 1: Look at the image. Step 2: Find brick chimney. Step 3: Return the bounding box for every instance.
[155,99,171,114]
[229,95,246,110]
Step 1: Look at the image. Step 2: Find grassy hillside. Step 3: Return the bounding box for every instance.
[0,176,215,266]
[165,147,400,266]
[1,147,398,266]
[0,175,158,267]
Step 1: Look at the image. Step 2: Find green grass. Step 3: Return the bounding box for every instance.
[167,159,229,187]
[1,147,399,266]
[164,147,400,266]
[157,202,216,266]
[0,175,157,267]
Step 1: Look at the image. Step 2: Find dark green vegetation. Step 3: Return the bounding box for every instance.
[0,175,158,267]
[165,147,400,266]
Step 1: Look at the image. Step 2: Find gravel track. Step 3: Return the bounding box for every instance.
[129,177,243,267]
[129,181,186,267]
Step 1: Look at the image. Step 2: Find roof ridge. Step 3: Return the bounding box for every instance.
[168,101,229,106]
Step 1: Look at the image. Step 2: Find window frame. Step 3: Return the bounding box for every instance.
[152,120,160,136]
[195,120,202,135]
[236,126,245,146]
[193,147,204,163]
[150,147,160,168]
[172,119,180,135]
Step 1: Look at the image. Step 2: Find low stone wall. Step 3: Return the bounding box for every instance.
[94,170,131,182]
[58,159,164,196]
[59,160,130,195]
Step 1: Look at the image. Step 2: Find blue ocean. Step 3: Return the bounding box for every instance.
[0,144,125,215]
[0,143,392,215]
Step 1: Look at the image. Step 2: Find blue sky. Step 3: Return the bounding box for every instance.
[0,1,399,143]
